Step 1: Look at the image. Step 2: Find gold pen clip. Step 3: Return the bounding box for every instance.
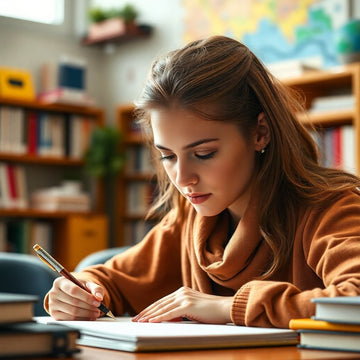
[33,244,63,272]
[36,252,57,271]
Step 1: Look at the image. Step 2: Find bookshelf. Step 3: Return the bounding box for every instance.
[115,104,158,246]
[282,62,360,175]
[0,97,108,269]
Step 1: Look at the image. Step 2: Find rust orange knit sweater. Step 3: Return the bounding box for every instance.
[45,189,360,328]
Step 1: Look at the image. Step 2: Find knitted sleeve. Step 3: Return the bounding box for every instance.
[44,210,184,316]
[231,190,360,328]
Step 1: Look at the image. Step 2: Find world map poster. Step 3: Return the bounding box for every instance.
[182,0,350,68]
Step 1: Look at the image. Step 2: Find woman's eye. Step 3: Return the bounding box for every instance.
[159,154,175,161]
[195,151,216,160]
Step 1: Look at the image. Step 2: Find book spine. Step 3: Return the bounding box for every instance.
[0,162,10,208]
[333,127,342,169]
[6,163,18,208]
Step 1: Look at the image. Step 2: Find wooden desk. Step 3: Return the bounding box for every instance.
[44,345,360,360]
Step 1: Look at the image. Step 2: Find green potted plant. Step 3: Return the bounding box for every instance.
[84,126,124,179]
[119,4,138,24]
[87,3,139,41]
[88,7,108,23]
[84,126,125,246]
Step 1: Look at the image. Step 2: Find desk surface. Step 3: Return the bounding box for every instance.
[45,345,360,360]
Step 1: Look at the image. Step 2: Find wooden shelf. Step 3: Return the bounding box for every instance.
[81,25,152,47]
[0,98,105,213]
[115,104,159,246]
[123,214,146,221]
[0,96,103,116]
[125,134,146,145]
[283,62,360,175]
[124,173,155,181]
[0,208,97,218]
[0,97,108,269]
[0,153,84,166]
[298,109,355,127]
[283,64,357,87]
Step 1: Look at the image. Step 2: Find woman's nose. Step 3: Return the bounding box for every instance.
[175,160,198,187]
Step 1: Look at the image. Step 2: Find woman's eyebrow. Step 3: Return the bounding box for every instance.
[154,138,219,151]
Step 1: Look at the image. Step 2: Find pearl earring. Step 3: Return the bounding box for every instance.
[260,148,265,154]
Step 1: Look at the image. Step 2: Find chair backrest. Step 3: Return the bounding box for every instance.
[75,246,131,272]
[0,252,58,316]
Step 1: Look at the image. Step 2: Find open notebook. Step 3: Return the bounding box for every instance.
[36,317,297,352]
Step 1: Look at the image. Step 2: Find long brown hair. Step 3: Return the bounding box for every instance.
[135,35,360,277]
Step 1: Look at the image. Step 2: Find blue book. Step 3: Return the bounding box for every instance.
[312,296,360,324]
[0,321,80,358]
[58,62,85,90]
[298,329,360,353]
[0,293,37,324]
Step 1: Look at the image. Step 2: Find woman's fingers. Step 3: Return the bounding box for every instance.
[86,281,105,302]
[48,298,100,321]
[47,277,103,320]
[133,286,233,324]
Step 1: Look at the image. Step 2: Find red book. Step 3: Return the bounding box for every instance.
[333,127,342,168]
[6,164,17,207]
[27,112,38,155]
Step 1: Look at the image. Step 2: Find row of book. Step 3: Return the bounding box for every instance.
[125,146,154,175]
[310,94,355,113]
[0,219,52,254]
[31,186,91,212]
[290,296,360,352]
[0,293,79,357]
[0,106,95,159]
[126,181,157,217]
[0,162,27,209]
[310,125,356,174]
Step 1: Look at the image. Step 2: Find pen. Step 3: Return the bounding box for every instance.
[33,243,116,320]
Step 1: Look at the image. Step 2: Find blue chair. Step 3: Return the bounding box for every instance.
[0,252,58,316]
[75,246,131,272]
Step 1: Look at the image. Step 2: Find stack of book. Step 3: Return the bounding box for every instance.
[310,94,355,113]
[265,57,322,79]
[290,296,360,353]
[39,57,95,106]
[30,184,91,212]
[0,292,80,358]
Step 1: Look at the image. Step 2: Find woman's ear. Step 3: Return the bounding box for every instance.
[254,112,270,152]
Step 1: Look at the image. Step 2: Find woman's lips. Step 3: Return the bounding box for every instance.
[186,193,211,204]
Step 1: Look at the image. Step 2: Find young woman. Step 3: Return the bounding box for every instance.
[45,36,360,328]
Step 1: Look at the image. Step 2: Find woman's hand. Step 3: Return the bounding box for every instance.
[132,286,233,324]
[47,277,104,321]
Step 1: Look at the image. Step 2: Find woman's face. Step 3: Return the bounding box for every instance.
[150,107,265,221]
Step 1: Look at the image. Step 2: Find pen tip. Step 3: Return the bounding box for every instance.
[107,311,116,320]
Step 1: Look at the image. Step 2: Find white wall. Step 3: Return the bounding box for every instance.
[90,0,184,124]
[0,0,184,125]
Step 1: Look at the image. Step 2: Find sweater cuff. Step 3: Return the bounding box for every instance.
[43,292,51,314]
[231,285,251,325]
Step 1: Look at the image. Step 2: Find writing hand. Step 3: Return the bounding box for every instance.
[47,277,104,321]
[132,286,233,324]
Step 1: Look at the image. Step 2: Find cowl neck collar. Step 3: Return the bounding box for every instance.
[189,199,271,287]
